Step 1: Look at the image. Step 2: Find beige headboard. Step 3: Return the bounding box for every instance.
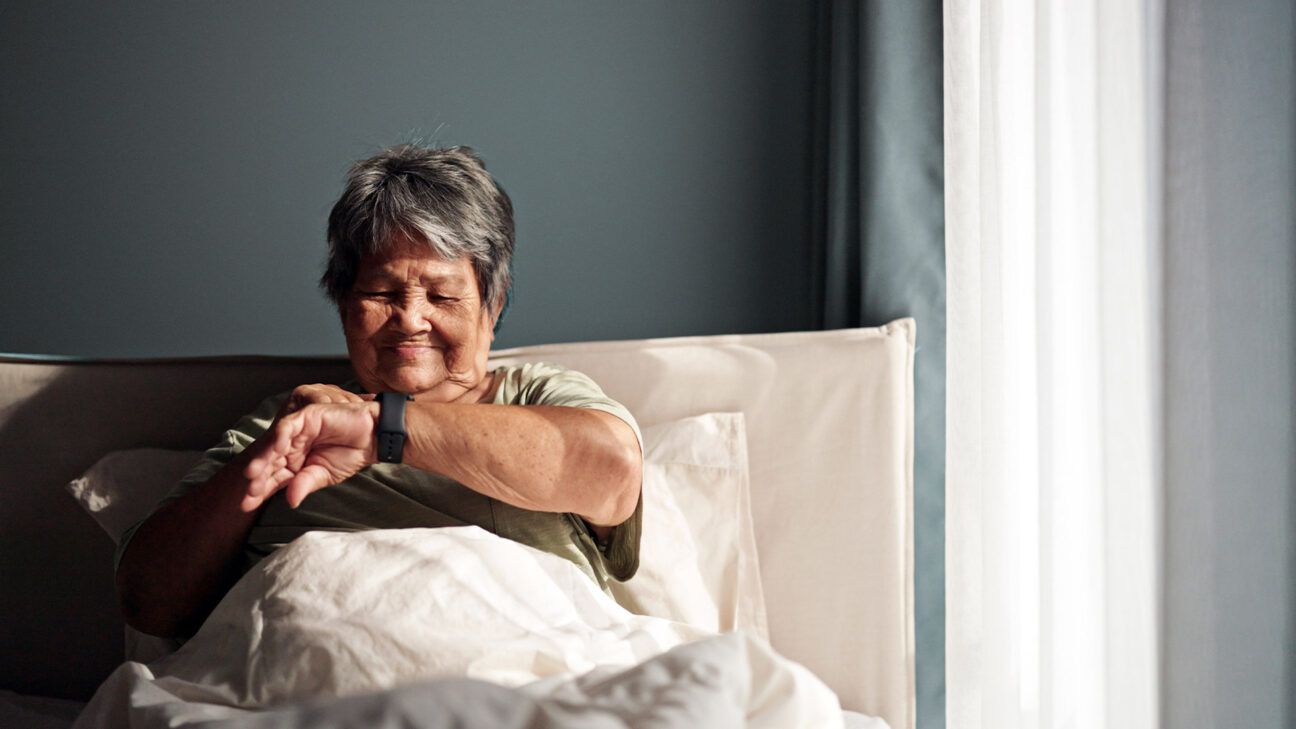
[0,322,914,729]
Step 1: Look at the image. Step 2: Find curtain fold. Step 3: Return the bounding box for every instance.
[943,1,1161,728]
[810,3,946,729]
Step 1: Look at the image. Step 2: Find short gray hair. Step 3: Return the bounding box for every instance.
[321,144,514,319]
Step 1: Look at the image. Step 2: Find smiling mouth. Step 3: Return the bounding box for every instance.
[386,344,440,358]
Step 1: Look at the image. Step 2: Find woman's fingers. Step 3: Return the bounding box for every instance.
[244,418,301,482]
[280,384,366,418]
[242,413,310,504]
[239,461,293,512]
[243,454,291,503]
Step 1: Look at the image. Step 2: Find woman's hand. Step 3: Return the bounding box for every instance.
[276,383,368,419]
[240,401,380,512]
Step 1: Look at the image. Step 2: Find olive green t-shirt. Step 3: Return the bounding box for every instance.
[114,362,644,592]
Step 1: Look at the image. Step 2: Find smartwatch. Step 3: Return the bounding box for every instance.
[376,392,414,463]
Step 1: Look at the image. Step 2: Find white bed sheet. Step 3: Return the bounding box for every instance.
[68,527,875,729]
[0,693,890,729]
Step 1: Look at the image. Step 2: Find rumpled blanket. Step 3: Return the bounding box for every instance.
[73,527,843,728]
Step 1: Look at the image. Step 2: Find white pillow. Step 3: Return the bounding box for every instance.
[66,448,200,663]
[67,411,768,651]
[66,448,202,544]
[613,412,768,638]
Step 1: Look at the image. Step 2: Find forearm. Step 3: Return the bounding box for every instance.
[114,447,261,639]
[402,403,641,526]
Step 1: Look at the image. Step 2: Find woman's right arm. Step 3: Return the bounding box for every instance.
[115,383,364,639]
[113,443,268,639]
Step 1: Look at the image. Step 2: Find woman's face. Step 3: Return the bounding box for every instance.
[341,240,498,402]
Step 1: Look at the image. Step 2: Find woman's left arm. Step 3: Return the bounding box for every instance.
[243,401,642,533]
[403,402,642,529]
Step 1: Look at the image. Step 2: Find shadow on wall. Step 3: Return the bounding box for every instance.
[0,358,353,699]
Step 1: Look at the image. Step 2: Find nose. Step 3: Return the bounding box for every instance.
[389,296,433,335]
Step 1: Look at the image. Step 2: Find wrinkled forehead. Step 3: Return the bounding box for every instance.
[354,241,479,292]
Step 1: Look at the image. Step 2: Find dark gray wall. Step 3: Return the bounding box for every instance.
[1,2,814,357]
[1163,0,1295,727]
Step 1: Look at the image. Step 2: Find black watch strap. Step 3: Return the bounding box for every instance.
[376,392,413,463]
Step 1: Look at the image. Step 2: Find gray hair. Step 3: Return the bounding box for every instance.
[321,144,514,319]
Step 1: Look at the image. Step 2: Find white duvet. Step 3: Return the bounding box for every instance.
[73,527,845,728]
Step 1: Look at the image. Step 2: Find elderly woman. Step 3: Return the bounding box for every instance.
[114,145,644,640]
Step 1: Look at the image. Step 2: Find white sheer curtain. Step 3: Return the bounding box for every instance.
[943,1,1161,728]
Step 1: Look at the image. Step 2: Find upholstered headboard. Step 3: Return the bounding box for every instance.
[0,321,915,729]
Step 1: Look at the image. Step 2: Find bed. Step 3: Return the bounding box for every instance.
[0,321,915,728]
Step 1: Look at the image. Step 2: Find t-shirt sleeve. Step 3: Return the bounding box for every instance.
[497,362,644,581]
[111,390,289,573]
